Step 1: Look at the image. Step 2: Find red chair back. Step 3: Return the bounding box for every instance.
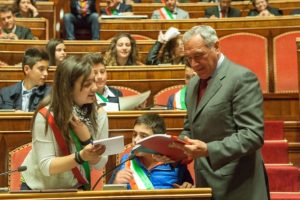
[8,143,32,190]
[154,85,184,106]
[273,31,300,93]
[8,143,105,190]
[219,33,269,93]
[111,86,140,96]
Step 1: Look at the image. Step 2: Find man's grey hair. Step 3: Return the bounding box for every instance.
[183,25,219,48]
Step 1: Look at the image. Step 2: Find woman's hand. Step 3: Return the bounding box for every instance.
[69,114,91,142]
[28,3,39,17]
[80,144,106,164]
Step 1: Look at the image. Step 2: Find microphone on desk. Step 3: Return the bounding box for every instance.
[91,154,136,190]
[0,166,27,176]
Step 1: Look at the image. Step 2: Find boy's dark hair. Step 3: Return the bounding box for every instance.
[82,52,105,67]
[22,48,49,71]
[134,113,166,135]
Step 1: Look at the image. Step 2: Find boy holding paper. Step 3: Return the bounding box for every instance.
[109,113,193,189]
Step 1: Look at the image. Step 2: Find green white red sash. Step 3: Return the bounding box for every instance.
[126,159,154,189]
[96,92,108,103]
[158,7,174,19]
[173,86,187,110]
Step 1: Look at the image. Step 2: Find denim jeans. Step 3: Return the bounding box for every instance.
[63,12,100,40]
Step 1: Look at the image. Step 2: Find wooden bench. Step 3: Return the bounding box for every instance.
[0,40,155,66]
[99,16,300,40]
[0,65,185,105]
[15,18,49,40]
[99,0,300,18]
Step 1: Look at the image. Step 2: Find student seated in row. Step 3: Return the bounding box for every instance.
[0,48,51,111]
[104,33,144,66]
[167,64,196,110]
[110,113,194,189]
[46,38,67,67]
[84,53,123,112]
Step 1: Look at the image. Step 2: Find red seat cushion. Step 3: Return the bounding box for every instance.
[273,31,300,93]
[154,85,184,106]
[220,33,268,93]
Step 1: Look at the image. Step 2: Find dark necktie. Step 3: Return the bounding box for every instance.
[221,9,226,18]
[197,78,210,103]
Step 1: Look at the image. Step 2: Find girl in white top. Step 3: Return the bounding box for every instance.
[21,55,108,190]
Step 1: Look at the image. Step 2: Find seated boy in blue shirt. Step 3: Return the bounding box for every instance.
[109,113,193,189]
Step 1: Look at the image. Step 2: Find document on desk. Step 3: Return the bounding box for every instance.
[119,90,151,110]
[92,136,124,156]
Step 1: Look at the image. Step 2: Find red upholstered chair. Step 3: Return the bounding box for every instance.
[219,33,269,93]
[116,143,134,165]
[111,86,140,96]
[273,31,300,93]
[8,143,105,190]
[154,85,184,107]
[131,34,153,40]
[8,142,32,190]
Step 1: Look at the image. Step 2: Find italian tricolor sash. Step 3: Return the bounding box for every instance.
[173,86,187,110]
[126,159,154,190]
[96,92,109,103]
[158,7,174,19]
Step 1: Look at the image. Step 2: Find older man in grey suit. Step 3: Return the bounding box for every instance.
[151,0,189,19]
[177,25,270,200]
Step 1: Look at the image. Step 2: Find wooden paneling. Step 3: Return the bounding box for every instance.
[99,0,300,18]
[0,188,212,199]
[0,40,155,66]
[15,18,48,40]
[100,16,300,40]
[0,65,185,105]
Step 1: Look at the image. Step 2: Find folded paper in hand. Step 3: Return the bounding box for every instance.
[92,136,124,156]
[133,134,187,161]
[164,27,180,41]
[119,90,150,110]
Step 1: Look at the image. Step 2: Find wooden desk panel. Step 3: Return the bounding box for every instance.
[15,18,48,40]
[0,188,212,199]
[0,40,155,66]
[100,16,300,40]
[99,0,300,18]
[0,66,185,105]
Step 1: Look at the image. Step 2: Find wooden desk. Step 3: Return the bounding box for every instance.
[0,65,185,105]
[100,0,300,18]
[15,18,49,40]
[0,40,155,66]
[0,188,212,200]
[100,16,300,40]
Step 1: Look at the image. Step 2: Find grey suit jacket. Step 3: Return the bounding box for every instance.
[204,6,241,18]
[151,7,189,19]
[180,57,269,200]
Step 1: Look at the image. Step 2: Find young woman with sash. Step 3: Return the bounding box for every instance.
[109,113,193,189]
[20,55,108,190]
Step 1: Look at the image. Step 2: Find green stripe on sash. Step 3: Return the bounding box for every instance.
[70,129,91,190]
